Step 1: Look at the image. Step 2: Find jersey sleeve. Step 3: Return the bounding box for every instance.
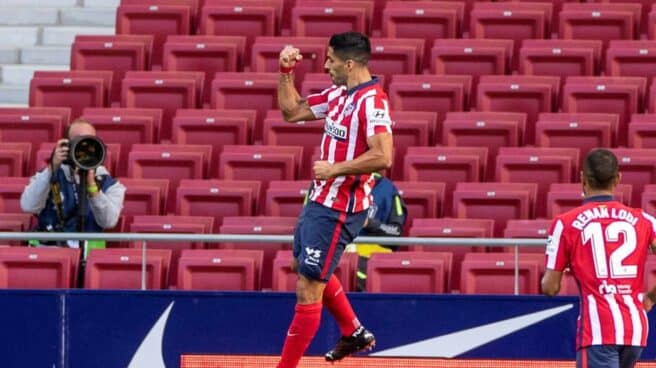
[642,211,656,243]
[306,87,336,119]
[545,218,569,272]
[363,94,393,138]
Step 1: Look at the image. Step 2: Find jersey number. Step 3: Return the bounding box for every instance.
[582,222,637,279]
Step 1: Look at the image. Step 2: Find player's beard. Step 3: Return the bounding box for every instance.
[330,69,347,87]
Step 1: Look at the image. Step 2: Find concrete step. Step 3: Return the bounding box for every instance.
[60,7,117,27]
[21,46,71,66]
[0,7,59,26]
[0,84,29,105]
[0,49,20,64]
[83,0,119,7]
[43,26,114,46]
[0,64,69,85]
[2,0,78,6]
[0,27,39,48]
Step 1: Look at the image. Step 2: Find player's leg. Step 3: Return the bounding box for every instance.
[577,346,619,368]
[618,345,642,368]
[324,209,376,362]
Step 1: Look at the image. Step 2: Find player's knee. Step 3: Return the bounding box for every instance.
[295,275,324,304]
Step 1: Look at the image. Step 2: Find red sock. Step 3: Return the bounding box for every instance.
[277,302,322,368]
[323,274,360,336]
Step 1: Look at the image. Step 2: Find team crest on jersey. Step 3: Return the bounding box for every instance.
[343,103,355,116]
[325,121,347,140]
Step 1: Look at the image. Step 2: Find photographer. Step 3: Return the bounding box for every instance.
[20,119,125,248]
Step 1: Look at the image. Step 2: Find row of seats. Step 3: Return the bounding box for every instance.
[5,245,656,295]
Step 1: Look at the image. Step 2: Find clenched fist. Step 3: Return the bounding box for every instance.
[279,45,303,70]
[313,161,335,180]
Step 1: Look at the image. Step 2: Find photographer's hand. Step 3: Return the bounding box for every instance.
[50,139,69,172]
[87,170,99,198]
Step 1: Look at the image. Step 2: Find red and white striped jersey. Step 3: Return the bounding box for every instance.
[546,196,656,348]
[305,78,393,213]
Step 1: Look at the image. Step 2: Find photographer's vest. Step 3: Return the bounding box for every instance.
[36,165,116,233]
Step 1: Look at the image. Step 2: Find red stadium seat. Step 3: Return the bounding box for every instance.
[176,179,260,229]
[366,252,452,294]
[0,247,80,289]
[559,3,641,48]
[116,4,191,70]
[251,36,326,84]
[535,115,615,164]
[520,39,602,79]
[629,114,656,148]
[264,180,311,217]
[163,35,246,105]
[177,249,264,291]
[71,35,153,104]
[220,216,296,290]
[211,72,279,143]
[477,75,560,145]
[604,0,653,35]
[460,252,542,295]
[30,71,112,119]
[120,0,199,29]
[291,1,370,37]
[389,74,471,123]
[395,181,446,226]
[495,147,579,218]
[431,39,514,81]
[271,250,358,292]
[387,112,434,180]
[0,143,30,177]
[219,145,302,188]
[503,219,551,254]
[0,213,32,246]
[119,178,169,220]
[0,177,30,213]
[546,183,633,218]
[606,41,656,85]
[563,76,646,146]
[409,218,493,292]
[175,108,256,143]
[84,248,172,290]
[369,38,424,85]
[122,71,203,142]
[130,215,214,287]
[453,182,538,237]
[642,184,656,214]
[610,148,656,207]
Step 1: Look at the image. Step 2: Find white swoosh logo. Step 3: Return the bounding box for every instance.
[128,302,175,368]
[372,304,574,358]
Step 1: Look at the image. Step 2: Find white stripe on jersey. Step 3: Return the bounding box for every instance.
[588,294,602,345]
[546,220,564,269]
[605,294,625,344]
[642,211,656,233]
[623,295,643,346]
[350,89,376,161]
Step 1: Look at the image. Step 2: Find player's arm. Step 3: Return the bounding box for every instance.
[541,269,564,297]
[541,219,568,297]
[278,46,316,123]
[314,133,393,179]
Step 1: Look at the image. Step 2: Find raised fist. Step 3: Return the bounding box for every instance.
[279,45,303,70]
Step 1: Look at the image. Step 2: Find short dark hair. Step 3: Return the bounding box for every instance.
[583,149,619,190]
[329,32,371,65]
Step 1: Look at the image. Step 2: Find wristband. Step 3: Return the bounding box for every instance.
[87,185,99,194]
[280,65,295,74]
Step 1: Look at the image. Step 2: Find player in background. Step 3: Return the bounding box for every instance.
[542,148,656,368]
[275,32,394,368]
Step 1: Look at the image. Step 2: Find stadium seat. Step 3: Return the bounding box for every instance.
[431,39,514,82]
[0,213,32,246]
[606,41,656,85]
[409,218,493,292]
[211,72,279,143]
[546,183,633,218]
[629,114,656,148]
[291,1,370,37]
[0,247,80,289]
[0,177,30,213]
[386,111,434,180]
[264,180,311,217]
[118,178,169,220]
[81,107,161,177]
[389,74,471,124]
[366,251,452,294]
[559,3,641,47]
[642,184,656,214]
[163,35,247,105]
[520,39,602,79]
[535,115,615,164]
[604,0,653,35]
[369,38,425,85]
[477,75,560,145]
[503,219,551,254]
[460,252,542,295]
[495,147,579,218]
[453,182,538,237]
[610,148,656,207]
[71,35,153,104]
[442,112,526,178]
[563,76,646,146]
[395,181,446,226]
[0,143,30,177]
[219,145,302,188]
[116,3,192,70]
[129,215,214,287]
[220,216,296,290]
[174,108,257,144]
[30,71,113,119]
[382,1,464,70]
[121,71,204,142]
[176,179,260,229]
[251,36,326,84]
[177,249,264,291]
[200,0,277,66]
[84,248,172,290]
[271,250,358,292]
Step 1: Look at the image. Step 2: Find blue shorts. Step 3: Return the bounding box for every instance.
[293,201,367,282]
[577,345,643,368]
